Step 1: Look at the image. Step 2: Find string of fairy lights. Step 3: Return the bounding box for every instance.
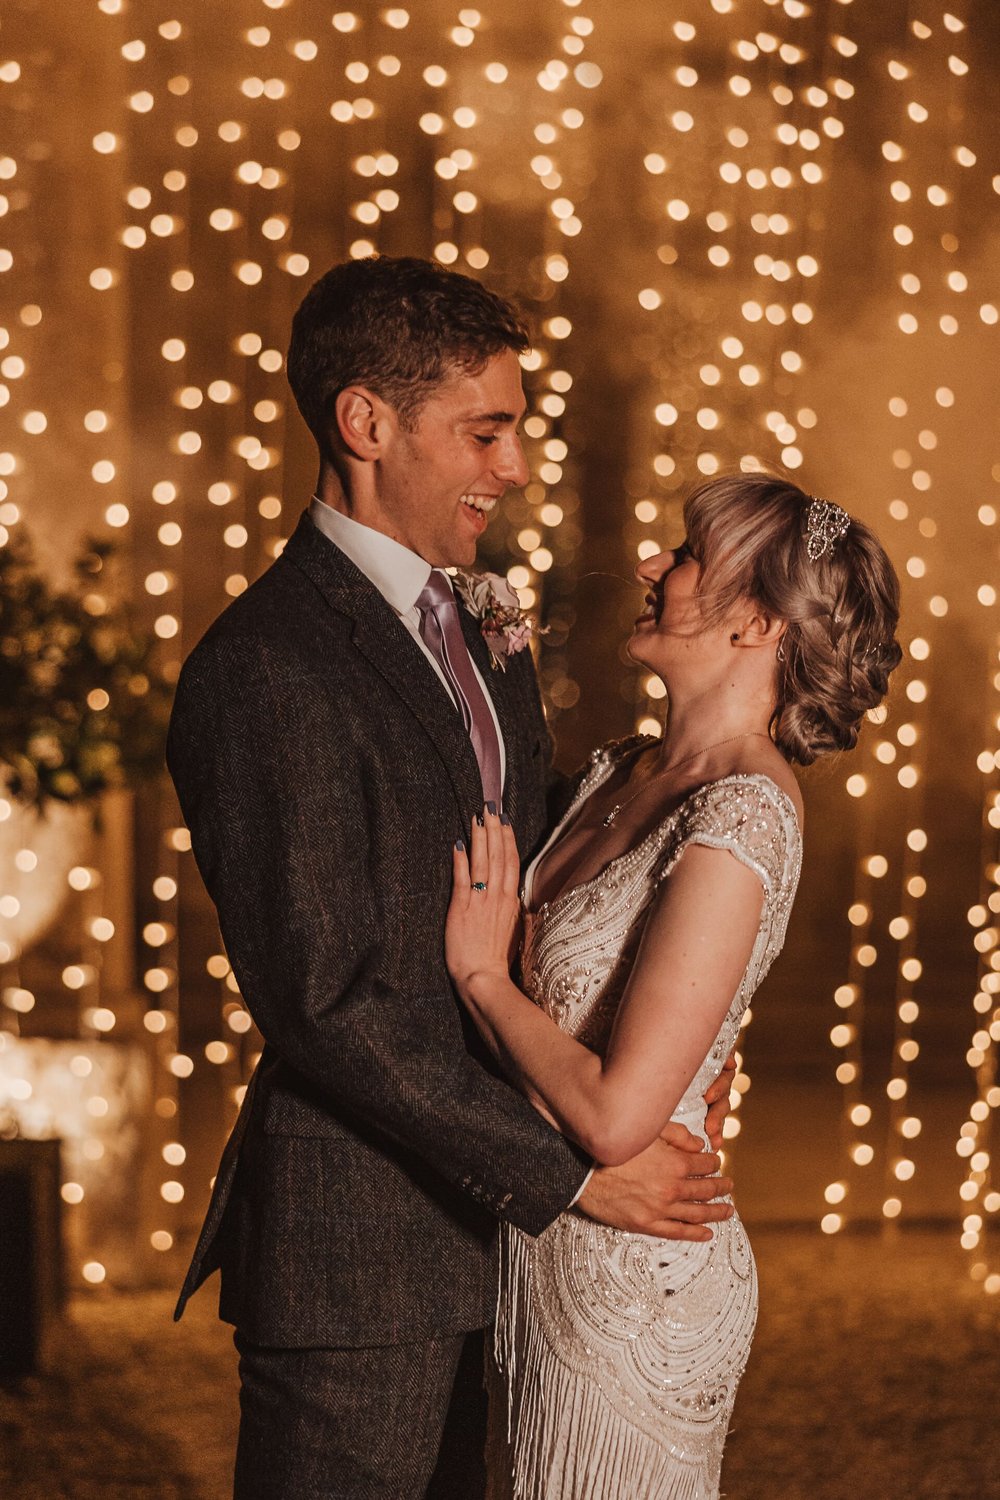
[0,0,997,1291]
[505,0,597,719]
[1,0,609,1282]
[874,6,961,1234]
[618,0,997,1276]
[945,0,1000,1282]
[632,1,857,710]
[818,3,1000,1267]
[819,8,947,1239]
[959,648,1000,1293]
[626,1,863,1157]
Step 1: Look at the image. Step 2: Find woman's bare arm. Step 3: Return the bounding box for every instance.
[446,808,762,1167]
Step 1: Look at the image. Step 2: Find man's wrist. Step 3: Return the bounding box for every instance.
[569,1164,595,1207]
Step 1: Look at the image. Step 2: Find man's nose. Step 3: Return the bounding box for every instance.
[495,434,530,488]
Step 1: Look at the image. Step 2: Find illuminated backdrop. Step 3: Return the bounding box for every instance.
[1,0,998,1293]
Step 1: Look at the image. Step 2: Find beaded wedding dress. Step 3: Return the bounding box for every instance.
[486,738,802,1500]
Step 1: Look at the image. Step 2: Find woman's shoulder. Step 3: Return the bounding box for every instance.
[717,740,804,826]
[651,770,802,905]
[683,771,800,826]
[652,773,801,908]
[673,773,803,889]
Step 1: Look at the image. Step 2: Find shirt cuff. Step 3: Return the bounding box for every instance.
[568,1165,595,1207]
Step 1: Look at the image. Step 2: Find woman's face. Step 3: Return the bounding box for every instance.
[627,540,731,679]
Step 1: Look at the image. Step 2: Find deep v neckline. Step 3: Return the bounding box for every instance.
[523,740,660,917]
[523,745,801,920]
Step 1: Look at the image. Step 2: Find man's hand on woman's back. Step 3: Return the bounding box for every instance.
[576,1121,734,1243]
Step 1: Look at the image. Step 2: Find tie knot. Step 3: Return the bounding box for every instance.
[415,568,455,615]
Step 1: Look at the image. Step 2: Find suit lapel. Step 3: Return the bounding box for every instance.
[350,614,484,815]
[283,515,483,818]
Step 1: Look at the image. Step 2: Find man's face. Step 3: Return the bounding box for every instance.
[370,348,530,567]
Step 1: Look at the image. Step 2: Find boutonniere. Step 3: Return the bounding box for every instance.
[452,569,547,672]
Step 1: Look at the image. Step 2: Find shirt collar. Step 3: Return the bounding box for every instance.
[307,497,436,616]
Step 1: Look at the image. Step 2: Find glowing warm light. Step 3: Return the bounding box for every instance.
[0,0,989,1297]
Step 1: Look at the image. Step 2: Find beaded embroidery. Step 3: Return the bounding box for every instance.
[489,740,803,1500]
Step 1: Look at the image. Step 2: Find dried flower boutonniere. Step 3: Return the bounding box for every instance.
[452,569,546,672]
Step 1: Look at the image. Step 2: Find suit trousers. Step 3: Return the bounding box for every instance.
[233,1326,489,1500]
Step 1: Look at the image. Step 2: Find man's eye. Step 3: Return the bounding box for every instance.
[473,434,497,447]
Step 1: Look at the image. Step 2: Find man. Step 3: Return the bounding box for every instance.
[167,255,735,1498]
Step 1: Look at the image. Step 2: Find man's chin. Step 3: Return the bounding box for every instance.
[450,541,479,569]
[419,540,476,569]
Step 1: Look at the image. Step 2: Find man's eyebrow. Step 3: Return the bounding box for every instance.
[462,408,526,425]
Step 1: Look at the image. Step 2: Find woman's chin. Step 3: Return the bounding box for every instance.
[625,631,650,666]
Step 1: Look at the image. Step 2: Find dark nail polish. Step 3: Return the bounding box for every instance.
[500,813,511,826]
[455,838,465,851]
[475,814,484,827]
[485,801,497,816]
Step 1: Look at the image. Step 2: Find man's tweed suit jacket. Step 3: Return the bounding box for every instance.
[167,512,589,1347]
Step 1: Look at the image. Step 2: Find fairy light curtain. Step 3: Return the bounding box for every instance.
[0,0,997,1292]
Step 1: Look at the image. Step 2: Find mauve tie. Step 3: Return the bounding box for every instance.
[415,569,503,809]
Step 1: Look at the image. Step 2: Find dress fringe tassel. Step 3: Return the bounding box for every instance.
[486,1229,719,1500]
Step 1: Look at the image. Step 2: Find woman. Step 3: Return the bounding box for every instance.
[445,474,902,1499]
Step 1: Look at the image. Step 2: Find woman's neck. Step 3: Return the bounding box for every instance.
[653,689,773,773]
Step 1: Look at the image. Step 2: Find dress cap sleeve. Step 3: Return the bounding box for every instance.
[656,775,797,900]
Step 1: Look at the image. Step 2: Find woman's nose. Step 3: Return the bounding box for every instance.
[636,549,675,584]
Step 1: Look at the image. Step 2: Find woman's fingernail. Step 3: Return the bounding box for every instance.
[485,801,497,816]
[475,814,484,827]
[455,838,465,851]
[500,813,511,827]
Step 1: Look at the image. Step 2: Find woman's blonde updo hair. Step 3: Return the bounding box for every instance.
[682,472,903,766]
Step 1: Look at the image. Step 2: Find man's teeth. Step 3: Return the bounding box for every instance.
[461,494,498,513]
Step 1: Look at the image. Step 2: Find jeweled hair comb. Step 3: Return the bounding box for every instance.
[805,496,851,561]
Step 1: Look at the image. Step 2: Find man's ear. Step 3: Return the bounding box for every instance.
[334,386,392,462]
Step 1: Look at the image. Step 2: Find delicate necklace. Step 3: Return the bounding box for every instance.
[602,733,772,827]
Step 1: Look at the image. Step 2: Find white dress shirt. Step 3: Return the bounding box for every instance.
[308,497,506,791]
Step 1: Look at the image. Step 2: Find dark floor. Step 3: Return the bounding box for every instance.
[1,1228,998,1499]
[722,1227,1000,1500]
